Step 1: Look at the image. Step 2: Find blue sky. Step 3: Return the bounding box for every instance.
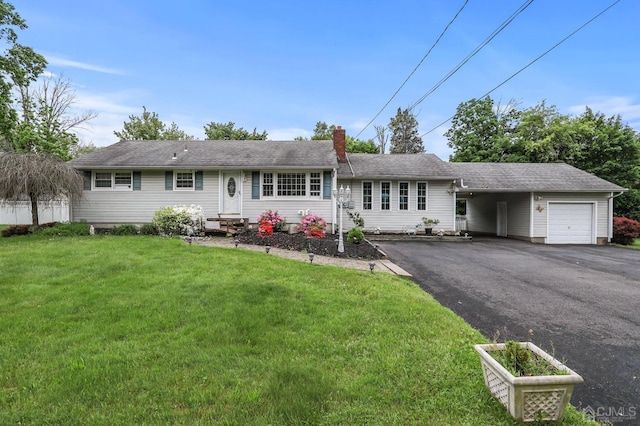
[10,0,640,160]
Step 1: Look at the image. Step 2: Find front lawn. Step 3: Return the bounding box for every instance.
[0,235,592,425]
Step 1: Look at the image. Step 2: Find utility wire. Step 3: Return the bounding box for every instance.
[420,0,622,137]
[409,0,534,110]
[353,0,469,140]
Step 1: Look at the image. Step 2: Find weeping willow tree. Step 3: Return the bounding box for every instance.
[0,151,83,227]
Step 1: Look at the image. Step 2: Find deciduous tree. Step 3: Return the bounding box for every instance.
[114,106,194,141]
[0,151,83,226]
[203,121,267,140]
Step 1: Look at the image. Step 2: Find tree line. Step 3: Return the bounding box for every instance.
[113,106,426,155]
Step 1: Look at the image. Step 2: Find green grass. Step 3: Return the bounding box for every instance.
[0,235,593,425]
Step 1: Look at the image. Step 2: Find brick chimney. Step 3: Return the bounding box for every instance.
[333,125,346,162]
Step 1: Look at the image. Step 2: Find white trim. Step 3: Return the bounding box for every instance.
[259,171,324,200]
[398,181,409,211]
[362,181,373,210]
[416,181,428,211]
[92,170,133,191]
[174,170,195,191]
[380,181,391,211]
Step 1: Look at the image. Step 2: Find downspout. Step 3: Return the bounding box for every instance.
[332,168,337,234]
[607,191,625,241]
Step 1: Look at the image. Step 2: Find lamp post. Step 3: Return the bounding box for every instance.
[333,184,351,253]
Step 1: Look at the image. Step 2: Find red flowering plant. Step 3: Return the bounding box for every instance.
[258,220,274,237]
[297,214,327,238]
[257,210,287,232]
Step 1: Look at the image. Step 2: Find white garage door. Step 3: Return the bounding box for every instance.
[548,203,593,244]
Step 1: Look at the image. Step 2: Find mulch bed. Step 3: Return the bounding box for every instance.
[235,230,383,260]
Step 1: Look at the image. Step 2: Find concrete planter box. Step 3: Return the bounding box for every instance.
[474,342,583,422]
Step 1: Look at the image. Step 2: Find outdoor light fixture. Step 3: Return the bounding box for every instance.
[308,253,315,264]
[369,262,375,273]
[332,184,351,253]
[265,245,271,254]
[234,238,239,248]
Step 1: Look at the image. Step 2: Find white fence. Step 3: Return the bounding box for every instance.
[0,200,70,225]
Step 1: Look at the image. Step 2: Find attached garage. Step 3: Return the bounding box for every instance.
[449,162,625,245]
[547,203,594,244]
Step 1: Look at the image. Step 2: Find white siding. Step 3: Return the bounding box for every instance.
[72,170,220,224]
[336,179,454,231]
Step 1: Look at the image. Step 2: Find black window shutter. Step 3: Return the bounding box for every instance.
[323,171,332,199]
[252,172,260,199]
[133,171,141,191]
[83,171,92,190]
[195,171,203,190]
[165,171,173,190]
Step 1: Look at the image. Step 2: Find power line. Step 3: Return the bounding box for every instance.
[409,0,534,110]
[353,0,469,140]
[420,0,622,138]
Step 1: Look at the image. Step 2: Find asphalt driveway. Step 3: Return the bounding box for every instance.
[375,237,639,421]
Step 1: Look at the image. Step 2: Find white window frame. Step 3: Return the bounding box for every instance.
[362,181,373,210]
[380,181,391,210]
[260,171,323,200]
[399,182,409,211]
[417,181,428,211]
[93,171,133,191]
[174,170,195,191]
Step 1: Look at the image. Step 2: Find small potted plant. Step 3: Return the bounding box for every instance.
[474,340,583,422]
[418,217,440,235]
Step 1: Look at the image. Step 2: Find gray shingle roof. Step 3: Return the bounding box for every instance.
[448,162,625,192]
[338,153,458,180]
[68,140,337,169]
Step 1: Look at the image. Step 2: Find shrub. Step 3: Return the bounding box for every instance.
[612,216,640,245]
[347,227,365,244]
[297,214,327,238]
[258,220,274,237]
[2,222,60,237]
[139,223,158,235]
[1,224,32,237]
[152,205,204,236]
[257,210,287,232]
[110,224,139,235]
[37,222,91,237]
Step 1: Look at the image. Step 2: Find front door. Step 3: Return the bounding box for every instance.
[222,172,241,214]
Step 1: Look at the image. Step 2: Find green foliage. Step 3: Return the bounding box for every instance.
[310,121,335,140]
[114,106,194,141]
[0,1,48,154]
[389,107,424,153]
[491,340,566,377]
[110,224,139,235]
[612,216,640,245]
[346,136,379,153]
[203,121,267,140]
[151,205,203,236]
[36,222,90,237]
[347,227,365,244]
[139,222,158,235]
